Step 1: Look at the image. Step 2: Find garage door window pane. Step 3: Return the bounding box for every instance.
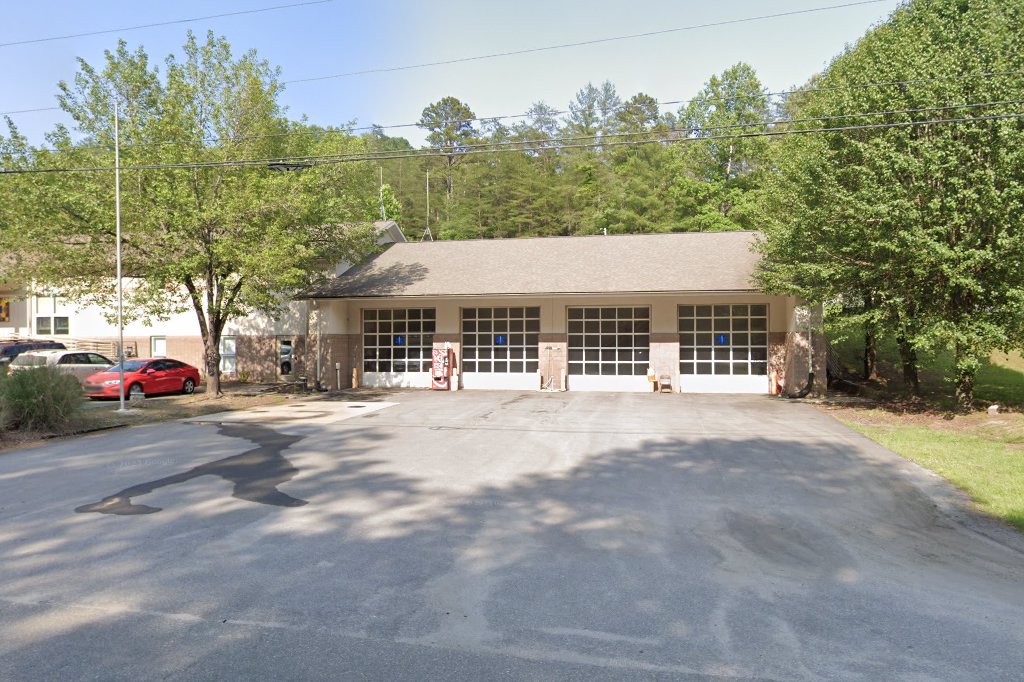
[679,304,770,376]
[363,309,435,373]
[567,306,650,376]
[462,307,540,373]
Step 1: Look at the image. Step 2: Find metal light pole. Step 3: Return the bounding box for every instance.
[114,99,126,411]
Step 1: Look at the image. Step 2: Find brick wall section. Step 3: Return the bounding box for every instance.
[649,333,679,392]
[236,335,279,383]
[538,334,567,389]
[781,331,827,395]
[769,332,787,385]
[166,336,206,371]
[315,334,354,390]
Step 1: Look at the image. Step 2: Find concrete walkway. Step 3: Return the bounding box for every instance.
[0,392,1021,680]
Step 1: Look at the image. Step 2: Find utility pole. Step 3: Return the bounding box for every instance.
[114,99,126,411]
[378,166,386,221]
[421,171,434,241]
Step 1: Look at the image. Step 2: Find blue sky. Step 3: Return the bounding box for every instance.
[1,0,904,147]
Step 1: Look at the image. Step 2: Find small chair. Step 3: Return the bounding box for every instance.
[658,374,672,393]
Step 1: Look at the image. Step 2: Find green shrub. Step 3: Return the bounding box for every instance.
[0,366,83,432]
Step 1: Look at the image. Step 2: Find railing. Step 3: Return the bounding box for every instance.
[0,335,134,358]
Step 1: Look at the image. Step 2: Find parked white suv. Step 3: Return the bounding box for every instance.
[9,349,115,384]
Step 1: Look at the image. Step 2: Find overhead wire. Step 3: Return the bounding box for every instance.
[0,0,899,117]
[281,0,891,84]
[3,110,1021,175]
[12,70,1024,156]
[0,0,335,48]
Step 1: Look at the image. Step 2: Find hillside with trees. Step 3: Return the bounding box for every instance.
[371,63,775,239]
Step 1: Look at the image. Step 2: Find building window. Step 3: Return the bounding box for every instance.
[34,296,68,335]
[567,307,650,376]
[679,304,769,376]
[151,336,167,358]
[220,336,237,375]
[362,308,435,373]
[461,307,540,373]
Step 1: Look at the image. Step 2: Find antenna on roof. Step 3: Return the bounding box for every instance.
[421,171,434,242]
[378,166,386,221]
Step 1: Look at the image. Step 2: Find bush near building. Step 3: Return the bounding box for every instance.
[0,366,82,432]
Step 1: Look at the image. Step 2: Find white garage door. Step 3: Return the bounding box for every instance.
[361,308,435,388]
[678,304,768,393]
[567,306,651,392]
[461,307,541,390]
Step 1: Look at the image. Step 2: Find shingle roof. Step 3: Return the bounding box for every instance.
[299,231,763,299]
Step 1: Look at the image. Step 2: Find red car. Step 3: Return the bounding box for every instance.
[83,358,201,399]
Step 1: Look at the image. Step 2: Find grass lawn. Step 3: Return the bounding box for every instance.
[836,409,1024,531]
[827,337,1024,532]
[825,333,1024,532]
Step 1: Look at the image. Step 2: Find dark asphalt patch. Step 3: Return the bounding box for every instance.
[74,423,308,515]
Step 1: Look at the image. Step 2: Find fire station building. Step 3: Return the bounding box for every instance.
[299,231,824,394]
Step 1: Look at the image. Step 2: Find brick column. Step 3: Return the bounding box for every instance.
[539,334,567,389]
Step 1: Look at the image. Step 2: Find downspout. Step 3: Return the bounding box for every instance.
[314,299,323,391]
[302,299,312,389]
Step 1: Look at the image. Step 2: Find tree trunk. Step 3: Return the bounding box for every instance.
[896,335,920,394]
[863,329,878,381]
[953,342,977,412]
[445,154,455,203]
[955,370,974,411]
[204,328,222,397]
[184,275,223,398]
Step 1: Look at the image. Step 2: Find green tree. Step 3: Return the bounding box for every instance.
[757,0,1024,408]
[1,33,378,395]
[417,96,476,203]
[669,63,773,231]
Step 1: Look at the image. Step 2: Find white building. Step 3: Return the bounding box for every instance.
[0,221,407,383]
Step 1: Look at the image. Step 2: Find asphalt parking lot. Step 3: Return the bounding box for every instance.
[1,391,1022,681]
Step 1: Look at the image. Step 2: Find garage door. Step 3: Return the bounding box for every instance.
[678,304,768,393]
[461,307,540,389]
[362,308,435,388]
[567,306,650,392]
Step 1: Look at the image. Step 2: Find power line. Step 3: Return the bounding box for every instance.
[0,0,898,117]
[17,69,1024,156]
[4,112,1020,175]
[0,0,335,48]
[281,0,891,84]
[119,99,1024,162]
[279,113,1024,168]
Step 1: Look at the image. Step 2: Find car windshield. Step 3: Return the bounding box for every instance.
[104,361,148,373]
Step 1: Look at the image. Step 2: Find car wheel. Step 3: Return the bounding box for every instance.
[128,383,144,399]
[281,361,292,375]
[182,378,196,395]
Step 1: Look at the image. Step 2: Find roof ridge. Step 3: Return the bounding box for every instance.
[394,231,761,246]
